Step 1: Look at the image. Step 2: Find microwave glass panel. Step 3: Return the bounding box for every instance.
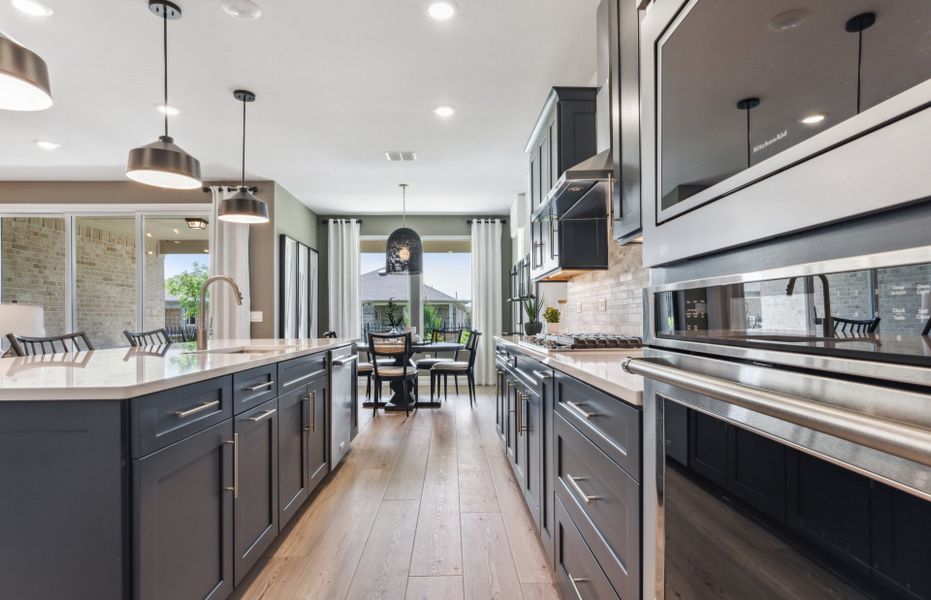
[658,0,931,212]
[655,261,931,365]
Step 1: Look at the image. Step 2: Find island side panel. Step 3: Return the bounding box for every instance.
[0,400,128,600]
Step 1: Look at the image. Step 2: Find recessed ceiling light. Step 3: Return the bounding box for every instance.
[220,0,262,20]
[767,9,809,32]
[172,228,180,234]
[34,139,60,150]
[156,103,179,115]
[800,113,826,125]
[146,232,153,237]
[385,151,417,162]
[427,1,458,20]
[11,0,54,17]
[433,105,456,118]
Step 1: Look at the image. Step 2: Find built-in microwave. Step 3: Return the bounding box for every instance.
[638,0,931,266]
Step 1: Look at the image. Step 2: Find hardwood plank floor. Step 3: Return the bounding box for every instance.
[231,385,560,600]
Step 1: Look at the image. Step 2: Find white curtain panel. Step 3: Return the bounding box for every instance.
[209,186,252,340]
[471,219,503,385]
[327,219,361,339]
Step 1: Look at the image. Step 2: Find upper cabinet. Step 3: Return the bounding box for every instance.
[639,0,931,266]
[526,87,598,213]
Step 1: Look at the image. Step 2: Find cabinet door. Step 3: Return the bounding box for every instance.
[539,136,550,204]
[307,376,329,492]
[726,425,787,523]
[505,376,518,467]
[871,482,931,599]
[688,410,728,488]
[524,385,543,528]
[549,117,559,187]
[134,420,234,600]
[278,386,310,529]
[234,399,279,585]
[530,148,540,210]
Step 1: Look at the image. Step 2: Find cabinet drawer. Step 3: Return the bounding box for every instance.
[555,495,619,600]
[132,376,233,458]
[555,371,640,482]
[233,364,277,414]
[278,352,327,394]
[556,414,640,600]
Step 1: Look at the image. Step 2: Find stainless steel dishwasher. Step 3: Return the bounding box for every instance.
[328,345,356,469]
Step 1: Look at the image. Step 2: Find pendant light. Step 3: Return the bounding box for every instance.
[218,89,269,224]
[385,184,423,274]
[126,1,202,190]
[845,12,876,114]
[736,97,760,169]
[0,33,52,111]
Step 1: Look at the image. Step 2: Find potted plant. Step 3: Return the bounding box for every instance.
[522,295,544,336]
[543,306,561,334]
[385,297,406,333]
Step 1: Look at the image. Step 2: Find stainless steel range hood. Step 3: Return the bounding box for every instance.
[536,149,612,219]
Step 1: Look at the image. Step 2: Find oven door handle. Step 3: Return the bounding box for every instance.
[622,358,931,468]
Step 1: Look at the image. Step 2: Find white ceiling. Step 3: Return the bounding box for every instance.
[0,0,598,214]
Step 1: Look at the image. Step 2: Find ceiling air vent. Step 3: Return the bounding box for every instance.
[385,151,417,162]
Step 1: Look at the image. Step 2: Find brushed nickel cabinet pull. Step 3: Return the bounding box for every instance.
[175,400,219,418]
[533,370,552,380]
[249,408,277,422]
[310,391,317,433]
[567,573,588,600]
[245,380,275,391]
[566,474,600,504]
[566,400,599,420]
[224,437,238,497]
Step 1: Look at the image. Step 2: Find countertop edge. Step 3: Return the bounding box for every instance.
[494,335,643,407]
[0,340,356,401]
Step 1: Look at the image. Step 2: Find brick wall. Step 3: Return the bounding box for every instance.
[1,217,165,349]
[560,243,650,336]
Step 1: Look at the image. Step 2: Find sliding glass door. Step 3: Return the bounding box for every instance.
[0,208,210,350]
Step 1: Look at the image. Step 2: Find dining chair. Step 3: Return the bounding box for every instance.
[368,332,418,416]
[415,327,462,384]
[123,328,171,347]
[431,330,482,406]
[323,330,338,338]
[6,331,94,356]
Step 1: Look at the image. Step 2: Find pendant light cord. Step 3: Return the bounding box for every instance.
[400,184,408,226]
[241,98,247,188]
[162,6,168,138]
[856,29,863,114]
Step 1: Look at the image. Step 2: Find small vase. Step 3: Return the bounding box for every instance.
[545,322,561,335]
[524,321,543,336]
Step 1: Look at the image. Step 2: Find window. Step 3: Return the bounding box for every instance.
[359,237,471,339]
[0,208,210,350]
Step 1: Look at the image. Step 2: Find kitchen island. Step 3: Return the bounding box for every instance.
[0,338,357,600]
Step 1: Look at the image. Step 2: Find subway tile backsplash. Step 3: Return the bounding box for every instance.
[561,242,649,336]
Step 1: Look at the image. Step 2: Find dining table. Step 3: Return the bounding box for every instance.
[356,340,464,410]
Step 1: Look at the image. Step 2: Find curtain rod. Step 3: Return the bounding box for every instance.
[202,186,258,193]
[320,218,364,224]
[467,218,507,224]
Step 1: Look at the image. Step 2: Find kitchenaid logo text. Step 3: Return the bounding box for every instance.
[753,130,787,154]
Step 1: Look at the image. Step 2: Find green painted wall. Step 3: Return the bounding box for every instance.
[316,214,512,337]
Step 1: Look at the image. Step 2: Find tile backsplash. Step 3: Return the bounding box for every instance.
[560,242,649,336]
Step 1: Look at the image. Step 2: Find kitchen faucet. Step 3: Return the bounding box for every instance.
[196,276,243,350]
[786,274,835,338]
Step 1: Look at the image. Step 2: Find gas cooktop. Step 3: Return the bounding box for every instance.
[524,333,643,351]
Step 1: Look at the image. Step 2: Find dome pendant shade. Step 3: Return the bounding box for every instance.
[126,135,202,189]
[218,186,269,224]
[385,227,423,274]
[0,36,53,111]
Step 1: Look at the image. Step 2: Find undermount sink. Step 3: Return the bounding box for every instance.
[185,345,298,355]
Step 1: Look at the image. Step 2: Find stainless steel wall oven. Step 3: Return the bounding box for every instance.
[627,246,931,599]
[638,0,931,265]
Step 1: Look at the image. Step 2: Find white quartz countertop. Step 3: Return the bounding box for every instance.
[495,335,643,406]
[0,338,356,401]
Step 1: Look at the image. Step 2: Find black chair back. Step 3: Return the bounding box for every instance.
[6,331,94,356]
[431,328,462,359]
[832,316,881,335]
[464,330,482,368]
[323,330,338,339]
[368,332,413,379]
[123,328,171,347]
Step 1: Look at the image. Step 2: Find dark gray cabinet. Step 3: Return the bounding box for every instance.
[134,419,234,600]
[278,385,311,528]
[233,398,279,585]
[307,374,329,491]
